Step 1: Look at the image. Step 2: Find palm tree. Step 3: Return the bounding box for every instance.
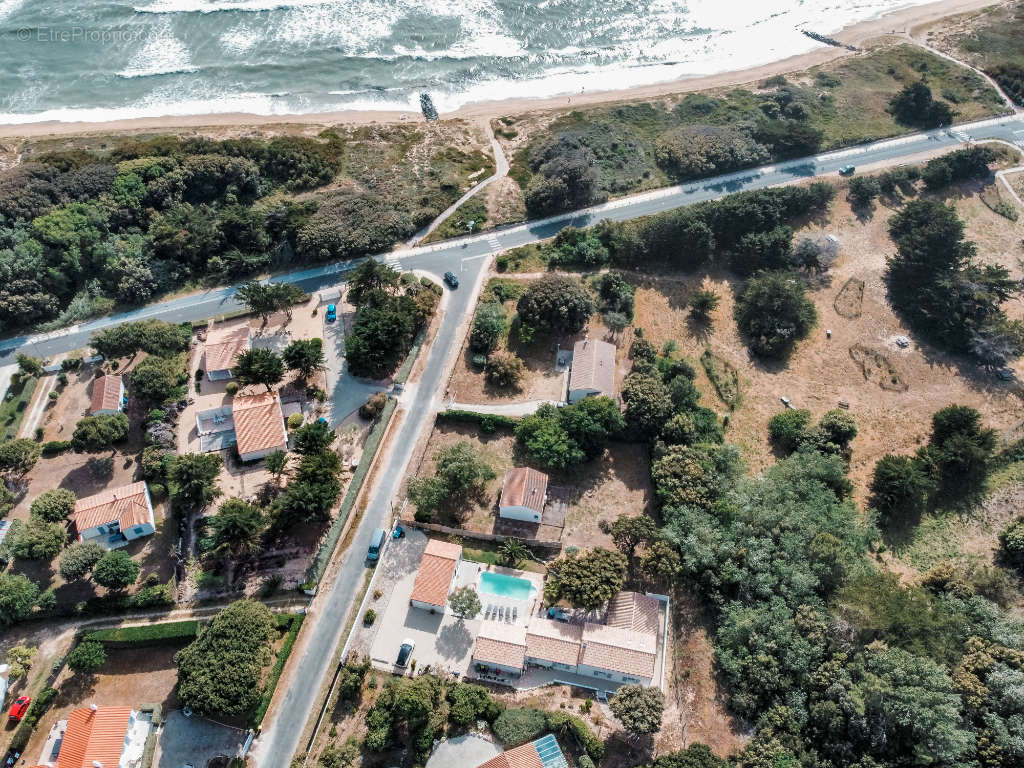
[499,538,530,568]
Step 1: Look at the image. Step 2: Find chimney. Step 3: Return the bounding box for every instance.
[90,703,98,712]
[93,762,104,768]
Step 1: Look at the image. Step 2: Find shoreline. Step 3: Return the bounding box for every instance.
[0,0,1001,140]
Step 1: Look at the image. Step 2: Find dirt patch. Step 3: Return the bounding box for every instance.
[485,174,527,227]
[834,277,865,318]
[849,344,909,392]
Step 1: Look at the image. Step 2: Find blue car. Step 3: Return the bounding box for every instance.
[325,304,336,322]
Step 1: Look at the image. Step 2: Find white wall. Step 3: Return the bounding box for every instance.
[575,662,651,687]
[411,599,445,614]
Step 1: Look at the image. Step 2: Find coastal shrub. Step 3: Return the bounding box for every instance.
[734,271,816,358]
[516,275,594,335]
[888,80,956,128]
[493,707,548,747]
[523,140,607,216]
[655,124,769,180]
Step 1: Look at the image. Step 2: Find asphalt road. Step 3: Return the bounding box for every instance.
[3,112,1022,366]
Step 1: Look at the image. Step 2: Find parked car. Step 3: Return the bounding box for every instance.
[8,696,30,722]
[396,639,415,667]
[366,528,387,561]
[839,165,856,176]
[997,368,1015,381]
[444,271,459,288]
[4,750,21,768]
[325,304,337,322]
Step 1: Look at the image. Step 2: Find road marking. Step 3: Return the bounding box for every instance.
[461,253,491,262]
[486,235,502,253]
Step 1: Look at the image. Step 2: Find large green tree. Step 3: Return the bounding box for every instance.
[610,684,665,736]
[283,338,326,379]
[734,271,816,358]
[544,548,626,610]
[71,413,130,452]
[516,275,594,335]
[209,498,265,559]
[231,348,284,391]
[29,488,77,522]
[0,573,40,626]
[169,452,223,511]
[92,550,141,590]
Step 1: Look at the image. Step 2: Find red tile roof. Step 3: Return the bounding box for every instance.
[57,706,132,768]
[410,539,461,607]
[232,392,287,457]
[499,467,549,514]
[580,622,657,679]
[73,482,152,533]
[89,375,122,414]
[477,741,544,768]
[569,339,616,397]
[473,624,527,669]
[205,324,250,372]
[606,590,660,635]
[524,617,582,666]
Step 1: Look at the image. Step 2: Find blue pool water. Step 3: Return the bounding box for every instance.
[479,571,536,601]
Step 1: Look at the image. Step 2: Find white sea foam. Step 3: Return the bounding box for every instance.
[0,0,25,22]
[118,28,199,78]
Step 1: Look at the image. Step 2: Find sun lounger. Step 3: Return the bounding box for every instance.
[498,606,505,621]
[512,606,518,622]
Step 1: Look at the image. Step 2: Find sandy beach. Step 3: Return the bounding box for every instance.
[0,0,1002,139]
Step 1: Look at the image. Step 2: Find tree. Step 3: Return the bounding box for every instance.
[407,441,495,519]
[515,405,584,470]
[9,518,67,560]
[622,373,673,440]
[646,744,728,768]
[499,538,530,568]
[544,548,627,610]
[283,338,326,379]
[0,485,14,519]
[209,498,265,559]
[29,488,77,522]
[0,438,42,477]
[524,142,607,216]
[130,354,183,404]
[5,645,36,681]
[231,348,284,391]
[516,276,595,335]
[639,540,683,584]
[92,550,140,589]
[847,175,881,209]
[926,404,996,495]
[58,541,107,581]
[71,413,130,452]
[67,640,107,673]
[345,294,420,378]
[236,281,305,322]
[484,352,525,389]
[448,586,482,619]
[175,599,276,718]
[604,311,630,338]
[688,289,720,322]
[655,125,769,180]
[169,452,223,511]
[0,573,40,626]
[888,80,956,128]
[90,320,191,359]
[16,353,42,377]
[610,514,658,566]
[768,409,812,453]
[734,271,816,358]
[265,450,288,483]
[610,685,665,736]
[346,258,400,307]
[557,396,624,459]
[292,419,334,455]
[470,303,508,353]
[818,409,857,448]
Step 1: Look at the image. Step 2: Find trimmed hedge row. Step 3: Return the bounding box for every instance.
[306,397,397,588]
[436,409,519,433]
[86,620,200,647]
[251,613,305,729]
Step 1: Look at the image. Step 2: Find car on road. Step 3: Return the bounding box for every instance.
[444,271,459,288]
[396,639,415,667]
[838,165,856,176]
[8,696,30,722]
[325,304,337,322]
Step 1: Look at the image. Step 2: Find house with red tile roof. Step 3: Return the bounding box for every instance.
[73,482,155,550]
[30,705,151,768]
[568,338,616,404]
[89,375,124,416]
[410,539,462,613]
[232,392,288,462]
[498,467,548,524]
[476,734,567,768]
[204,324,251,381]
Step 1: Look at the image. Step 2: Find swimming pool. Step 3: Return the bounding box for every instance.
[479,571,537,601]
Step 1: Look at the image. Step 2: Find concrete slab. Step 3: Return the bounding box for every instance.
[426,733,501,768]
[156,710,247,768]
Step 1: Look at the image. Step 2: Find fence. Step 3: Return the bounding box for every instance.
[399,518,563,554]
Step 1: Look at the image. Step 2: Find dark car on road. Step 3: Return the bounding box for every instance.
[444,271,459,288]
[839,165,856,176]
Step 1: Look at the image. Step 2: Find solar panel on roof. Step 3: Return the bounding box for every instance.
[533,734,568,768]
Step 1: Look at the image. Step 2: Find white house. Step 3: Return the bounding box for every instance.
[89,375,125,416]
[498,467,548,523]
[576,622,657,686]
[232,392,288,462]
[410,539,462,613]
[73,482,156,550]
[568,338,616,404]
[472,623,527,677]
[204,324,251,381]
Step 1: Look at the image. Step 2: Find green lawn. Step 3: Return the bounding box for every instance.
[1,373,39,441]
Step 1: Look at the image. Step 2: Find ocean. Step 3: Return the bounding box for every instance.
[0,0,938,124]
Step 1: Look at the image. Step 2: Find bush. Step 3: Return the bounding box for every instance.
[516,276,595,335]
[470,302,508,353]
[359,392,387,420]
[493,707,548,747]
[71,412,131,452]
[484,352,525,389]
[545,711,605,762]
[888,80,956,128]
[92,550,141,590]
[999,517,1024,571]
[41,440,72,456]
[59,541,106,581]
[86,620,200,647]
[436,410,519,432]
[363,609,376,626]
[286,412,304,429]
[67,640,107,673]
[655,124,769,180]
[225,381,239,396]
[768,409,812,452]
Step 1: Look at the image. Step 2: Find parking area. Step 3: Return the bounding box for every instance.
[156,710,248,768]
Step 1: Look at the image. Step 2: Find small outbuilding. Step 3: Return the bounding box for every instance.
[410,539,462,613]
[568,338,616,403]
[90,374,125,415]
[498,467,549,524]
